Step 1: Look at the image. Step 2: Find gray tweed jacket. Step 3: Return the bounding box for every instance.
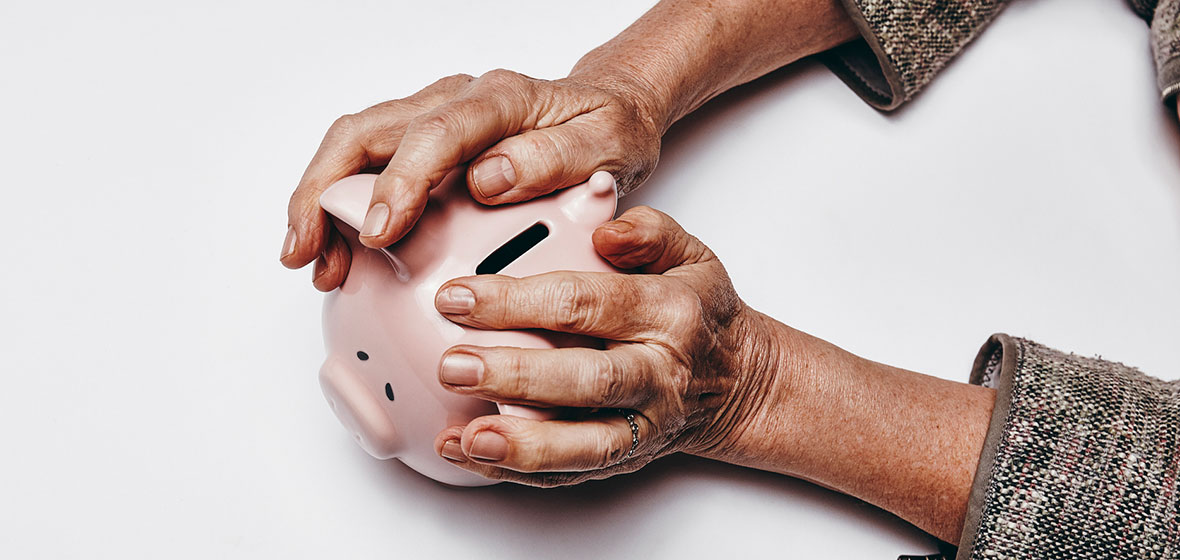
[955,335,1180,559]
[823,0,1180,109]
[816,2,1180,559]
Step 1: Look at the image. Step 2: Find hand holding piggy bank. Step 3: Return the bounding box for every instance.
[318,170,619,486]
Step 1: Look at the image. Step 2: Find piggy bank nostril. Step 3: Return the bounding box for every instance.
[385,383,396,402]
[357,351,369,361]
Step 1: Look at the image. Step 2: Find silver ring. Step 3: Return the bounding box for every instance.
[617,409,639,460]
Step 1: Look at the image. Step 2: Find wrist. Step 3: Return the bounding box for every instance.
[686,306,845,474]
[567,0,860,134]
[566,2,738,134]
[692,313,995,541]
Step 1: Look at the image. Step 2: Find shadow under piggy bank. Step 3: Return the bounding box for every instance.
[318,169,620,486]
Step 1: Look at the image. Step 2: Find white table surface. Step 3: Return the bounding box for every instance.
[3,0,1178,557]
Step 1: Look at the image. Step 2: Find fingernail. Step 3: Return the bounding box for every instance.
[439,353,483,386]
[604,220,633,235]
[436,286,475,314]
[469,431,509,462]
[472,156,516,198]
[360,203,390,239]
[441,439,466,462]
[313,255,328,282]
[280,227,297,261]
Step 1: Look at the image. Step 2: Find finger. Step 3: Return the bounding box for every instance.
[282,107,413,269]
[359,70,594,247]
[434,272,668,340]
[591,205,716,274]
[437,344,657,408]
[435,424,635,487]
[440,411,649,473]
[311,227,351,292]
[282,74,473,268]
[464,117,614,205]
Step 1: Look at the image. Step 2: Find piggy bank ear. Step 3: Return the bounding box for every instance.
[319,174,378,233]
[556,171,618,224]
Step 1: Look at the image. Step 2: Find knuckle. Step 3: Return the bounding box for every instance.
[418,73,474,93]
[494,350,531,397]
[474,69,535,106]
[327,113,363,138]
[589,354,627,405]
[495,279,531,320]
[406,111,455,139]
[627,205,662,224]
[667,286,705,329]
[513,135,566,185]
[404,74,474,106]
[480,68,522,86]
[508,430,547,472]
[286,185,314,213]
[549,278,595,332]
[599,427,628,467]
[521,130,560,158]
[680,294,706,327]
[617,276,648,306]
[441,72,475,87]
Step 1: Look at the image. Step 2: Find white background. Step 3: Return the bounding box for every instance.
[2,0,1178,558]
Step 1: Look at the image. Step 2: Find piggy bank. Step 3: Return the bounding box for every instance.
[318,169,619,486]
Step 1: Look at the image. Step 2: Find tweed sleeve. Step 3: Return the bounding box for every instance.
[955,334,1180,559]
[1148,0,1180,102]
[820,0,1180,109]
[818,0,1010,110]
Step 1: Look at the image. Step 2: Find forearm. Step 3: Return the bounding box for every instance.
[706,311,996,543]
[568,0,859,132]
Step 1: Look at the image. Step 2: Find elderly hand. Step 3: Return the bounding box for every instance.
[425,205,995,545]
[428,206,779,486]
[280,70,663,291]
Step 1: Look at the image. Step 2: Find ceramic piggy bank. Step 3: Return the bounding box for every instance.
[318,169,619,486]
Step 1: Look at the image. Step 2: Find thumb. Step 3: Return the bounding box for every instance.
[591,206,716,274]
[466,122,620,205]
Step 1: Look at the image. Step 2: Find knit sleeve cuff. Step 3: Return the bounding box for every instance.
[819,0,1008,111]
[1159,56,1180,105]
[955,334,1018,559]
[818,30,904,111]
[956,334,1180,558]
[1152,0,1180,104]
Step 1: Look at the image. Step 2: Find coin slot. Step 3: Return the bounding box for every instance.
[475,222,549,275]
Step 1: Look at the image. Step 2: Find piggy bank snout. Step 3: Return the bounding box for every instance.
[319,357,401,459]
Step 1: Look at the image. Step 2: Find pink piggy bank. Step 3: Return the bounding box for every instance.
[318,170,619,486]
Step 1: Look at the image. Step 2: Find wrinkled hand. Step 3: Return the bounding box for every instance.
[280,70,663,291]
[429,206,777,487]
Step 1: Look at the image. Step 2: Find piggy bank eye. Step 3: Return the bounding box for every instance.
[356,351,369,361]
[476,222,549,275]
[384,383,395,401]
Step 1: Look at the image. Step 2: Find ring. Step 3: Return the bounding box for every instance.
[617,408,639,461]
